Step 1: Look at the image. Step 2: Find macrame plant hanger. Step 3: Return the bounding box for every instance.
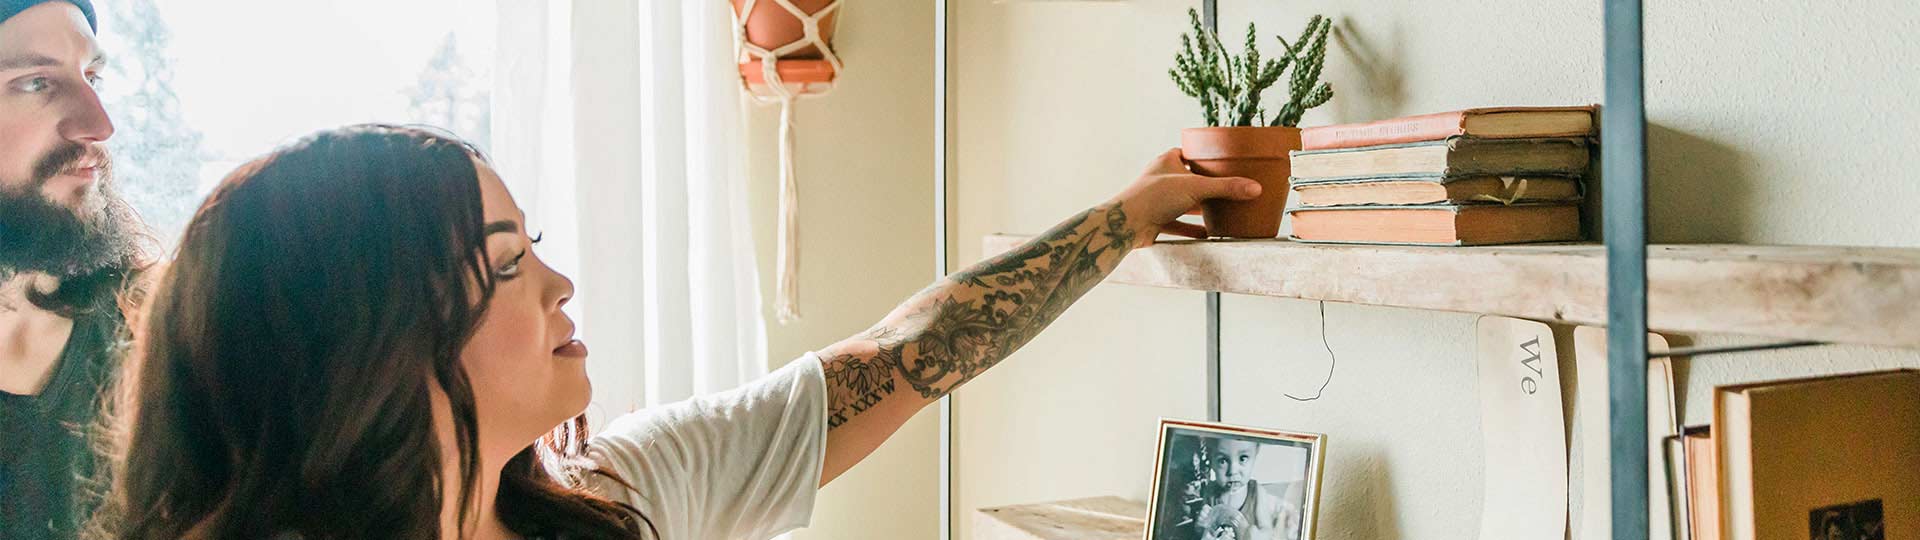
[730,0,844,324]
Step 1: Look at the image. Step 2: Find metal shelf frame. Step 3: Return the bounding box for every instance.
[935,1,1660,538]
[1601,0,1651,538]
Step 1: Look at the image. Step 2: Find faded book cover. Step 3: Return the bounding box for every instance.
[1288,137,1590,181]
[1300,105,1597,150]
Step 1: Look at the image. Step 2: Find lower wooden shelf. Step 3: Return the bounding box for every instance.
[975,497,1147,540]
[982,235,1920,349]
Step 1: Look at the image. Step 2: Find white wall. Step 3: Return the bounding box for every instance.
[743,0,940,538]
[952,1,1920,539]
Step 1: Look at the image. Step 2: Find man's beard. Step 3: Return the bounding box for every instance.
[0,142,149,282]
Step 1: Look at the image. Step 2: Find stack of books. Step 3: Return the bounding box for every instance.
[1285,106,1597,245]
[1668,369,1918,540]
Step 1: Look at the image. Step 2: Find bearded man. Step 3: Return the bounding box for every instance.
[0,1,153,537]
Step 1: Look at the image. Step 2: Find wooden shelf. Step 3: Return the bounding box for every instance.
[983,235,1920,349]
[975,497,1145,540]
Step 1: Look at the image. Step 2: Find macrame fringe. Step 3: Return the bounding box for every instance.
[732,0,843,325]
[774,97,802,323]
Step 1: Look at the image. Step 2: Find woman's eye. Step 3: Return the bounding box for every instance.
[497,251,528,278]
[531,232,544,245]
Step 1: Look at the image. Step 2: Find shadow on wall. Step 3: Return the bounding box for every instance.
[1580,123,1756,244]
[1322,446,1403,540]
[1329,17,1405,125]
[1647,123,1758,244]
[1661,334,1696,414]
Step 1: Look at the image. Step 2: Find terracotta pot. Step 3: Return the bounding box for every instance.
[731,0,839,58]
[740,58,836,91]
[1181,126,1302,239]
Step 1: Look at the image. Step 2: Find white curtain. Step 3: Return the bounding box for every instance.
[493,0,769,422]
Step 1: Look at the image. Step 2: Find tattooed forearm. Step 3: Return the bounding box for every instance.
[822,336,904,428]
[819,202,1137,430]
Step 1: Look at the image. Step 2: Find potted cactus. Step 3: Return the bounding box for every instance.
[1171,9,1333,238]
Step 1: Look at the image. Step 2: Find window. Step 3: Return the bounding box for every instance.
[93,0,496,244]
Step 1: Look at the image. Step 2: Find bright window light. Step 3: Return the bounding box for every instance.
[93,0,497,244]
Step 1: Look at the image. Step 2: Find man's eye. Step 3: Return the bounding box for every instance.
[14,77,52,93]
[85,72,104,88]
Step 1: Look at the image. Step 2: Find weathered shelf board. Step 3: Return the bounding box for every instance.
[982,235,1920,349]
[975,497,1147,540]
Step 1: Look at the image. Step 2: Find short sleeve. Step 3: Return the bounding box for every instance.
[584,354,828,540]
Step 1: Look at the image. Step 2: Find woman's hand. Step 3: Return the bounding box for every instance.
[1108,148,1263,246]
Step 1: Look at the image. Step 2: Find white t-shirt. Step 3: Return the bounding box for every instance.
[583,354,828,540]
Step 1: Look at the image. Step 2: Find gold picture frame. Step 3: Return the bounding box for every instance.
[1145,419,1327,540]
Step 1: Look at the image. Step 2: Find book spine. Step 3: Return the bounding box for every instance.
[1301,111,1467,150]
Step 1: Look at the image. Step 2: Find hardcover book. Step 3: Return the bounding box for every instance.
[1292,174,1581,207]
[1289,137,1590,181]
[1286,203,1580,246]
[1716,369,1919,540]
[1300,105,1597,150]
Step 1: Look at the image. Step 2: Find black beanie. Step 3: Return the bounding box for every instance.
[0,0,97,33]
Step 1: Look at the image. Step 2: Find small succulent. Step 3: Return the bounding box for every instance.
[1169,9,1334,127]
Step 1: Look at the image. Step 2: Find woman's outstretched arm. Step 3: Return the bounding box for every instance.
[813,149,1262,485]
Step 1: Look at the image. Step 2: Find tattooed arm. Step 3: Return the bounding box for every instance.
[813,149,1263,485]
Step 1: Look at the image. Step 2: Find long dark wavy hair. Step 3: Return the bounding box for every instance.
[89,125,653,539]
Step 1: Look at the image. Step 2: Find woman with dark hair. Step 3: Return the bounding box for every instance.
[90,124,1262,539]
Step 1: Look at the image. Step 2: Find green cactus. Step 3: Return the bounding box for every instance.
[1169,9,1334,128]
[1272,15,1334,127]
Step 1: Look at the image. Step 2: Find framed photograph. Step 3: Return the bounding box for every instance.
[1810,499,1884,540]
[1145,419,1326,540]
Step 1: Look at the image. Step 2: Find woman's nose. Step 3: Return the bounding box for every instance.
[550,273,574,311]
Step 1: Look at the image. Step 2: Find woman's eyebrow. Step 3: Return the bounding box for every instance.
[482,220,519,236]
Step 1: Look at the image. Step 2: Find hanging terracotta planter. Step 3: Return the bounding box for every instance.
[729,0,847,324]
[1182,126,1301,239]
[739,58,836,88]
[732,0,841,96]
[734,0,838,53]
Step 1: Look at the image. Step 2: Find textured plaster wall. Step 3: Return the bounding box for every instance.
[950,1,1920,539]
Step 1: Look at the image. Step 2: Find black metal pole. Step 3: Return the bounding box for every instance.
[1604,0,1650,538]
[935,0,953,538]
[1202,0,1222,424]
[1206,292,1222,421]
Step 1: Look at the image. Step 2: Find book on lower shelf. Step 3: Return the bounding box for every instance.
[1671,426,1720,540]
[1681,424,1728,538]
[1287,203,1581,246]
[1712,369,1919,540]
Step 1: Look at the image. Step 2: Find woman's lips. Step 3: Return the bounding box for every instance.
[553,339,589,358]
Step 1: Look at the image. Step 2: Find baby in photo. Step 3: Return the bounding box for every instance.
[1195,437,1306,540]
[1150,420,1323,540]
